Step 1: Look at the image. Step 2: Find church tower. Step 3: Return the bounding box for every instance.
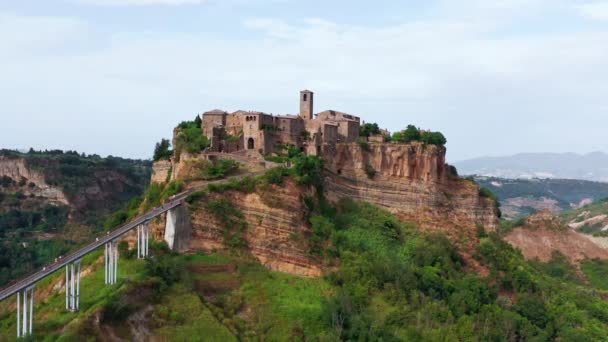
[300,90,314,120]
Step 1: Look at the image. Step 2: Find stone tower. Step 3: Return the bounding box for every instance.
[300,90,314,120]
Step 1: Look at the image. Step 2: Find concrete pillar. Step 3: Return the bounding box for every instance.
[66,259,82,311]
[164,205,192,252]
[137,224,141,259]
[105,241,118,285]
[145,222,149,257]
[16,291,20,338]
[138,221,150,259]
[17,285,35,337]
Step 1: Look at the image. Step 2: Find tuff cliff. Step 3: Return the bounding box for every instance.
[0,155,68,205]
[159,140,499,277]
[504,210,608,265]
[186,180,321,277]
[323,142,499,244]
[0,152,150,214]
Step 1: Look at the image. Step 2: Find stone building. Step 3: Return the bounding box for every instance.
[201,90,360,156]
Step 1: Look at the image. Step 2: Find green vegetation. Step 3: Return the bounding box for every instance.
[3,194,608,340]
[364,163,376,179]
[391,125,447,147]
[201,159,239,180]
[173,117,210,160]
[582,259,608,290]
[0,176,14,188]
[475,176,608,220]
[0,149,150,287]
[292,154,323,188]
[264,145,324,188]
[359,122,381,137]
[356,137,370,151]
[153,138,172,161]
[207,199,248,249]
[0,245,331,341]
[116,180,183,227]
[306,199,608,340]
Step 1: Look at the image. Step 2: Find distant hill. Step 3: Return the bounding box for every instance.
[561,198,608,237]
[0,149,151,286]
[454,152,608,182]
[473,176,608,220]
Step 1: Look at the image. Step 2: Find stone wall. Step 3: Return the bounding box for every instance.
[151,160,171,184]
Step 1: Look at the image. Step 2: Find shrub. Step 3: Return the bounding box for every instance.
[208,176,258,194]
[364,164,376,179]
[186,190,207,204]
[0,176,14,187]
[201,159,239,180]
[359,123,381,137]
[391,125,447,147]
[153,138,172,161]
[174,119,210,159]
[264,167,292,185]
[420,131,447,146]
[357,138,370,152]
[145,255,186,286]
[448,165,458,177]
[206,199,248,248]
[293,155,323,188]
[392,125,420,143]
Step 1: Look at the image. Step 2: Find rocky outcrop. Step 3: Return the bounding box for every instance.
[0,156,68,205]
[187,180,321,277]
[151,160,171,184]
[505,211,608,263]
[323,142,499,244]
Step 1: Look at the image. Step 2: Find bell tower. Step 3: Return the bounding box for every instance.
[299,90,314,120]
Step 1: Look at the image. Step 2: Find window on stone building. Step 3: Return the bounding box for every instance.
[303,94,307,101]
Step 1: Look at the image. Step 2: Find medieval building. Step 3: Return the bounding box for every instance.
[201,90,360,156]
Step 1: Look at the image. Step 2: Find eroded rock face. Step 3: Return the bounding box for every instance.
[151,160,171,184]
[0,156,68,205]
[505,210,608,265]
[323,142,499,243]
[188,180,321,277]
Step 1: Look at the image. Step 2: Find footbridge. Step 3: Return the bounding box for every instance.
[0,181,202,338]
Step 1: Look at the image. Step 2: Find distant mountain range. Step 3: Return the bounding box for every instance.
[454,152,608,182]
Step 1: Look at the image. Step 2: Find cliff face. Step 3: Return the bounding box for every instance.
[0,156,68,205]
[323,142,499,243]
[151,160,171,184]
[187,180,321,277]
[0,153,150,214]
[505,211,608,264]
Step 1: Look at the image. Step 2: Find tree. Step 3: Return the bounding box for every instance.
[360,123,380,137]
[421,131,447,146]
[392,125,421,143]
[153,139,172,161]
[194,114,202,128]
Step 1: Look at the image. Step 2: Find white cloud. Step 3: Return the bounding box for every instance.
[578,1,608,20]
[72,0,206,6]
[1,0,607,160]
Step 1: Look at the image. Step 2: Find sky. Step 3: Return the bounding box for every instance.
[1,0,607,162]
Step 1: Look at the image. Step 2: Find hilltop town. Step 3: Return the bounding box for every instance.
[200,90,366,156]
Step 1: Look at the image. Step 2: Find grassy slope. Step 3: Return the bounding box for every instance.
[0,250,330,341]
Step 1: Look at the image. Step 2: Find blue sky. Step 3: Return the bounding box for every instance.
[1,0,608,162]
